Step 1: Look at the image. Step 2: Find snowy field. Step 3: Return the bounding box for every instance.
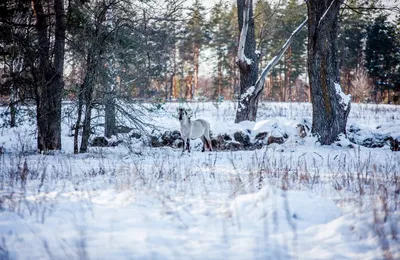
[0,101,399,260]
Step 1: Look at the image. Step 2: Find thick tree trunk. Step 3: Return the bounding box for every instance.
[235,0,259,123]
[307,0,350,145]
[33,0,65,152]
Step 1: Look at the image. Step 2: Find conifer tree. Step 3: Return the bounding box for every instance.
[179,0,207,99]
[338,0,368,95]
[365,15,399,103]
[209,1,237,99]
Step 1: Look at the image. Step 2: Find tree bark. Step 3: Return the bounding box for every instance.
[217,60,222,98]
[235,0,259,123]
[104,89,117,138]
[79,49,98,153]
[74,84,83,154]
[33,0,65,152]
[193,46,200,99]
[307,0,351,145]
[79,2,109,153]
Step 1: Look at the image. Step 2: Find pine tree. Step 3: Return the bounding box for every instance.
[179,0,207,99]
[280,0,307,101]
[209,1,237,100]
[338,0,369,96]
[254,0,307,101]
[365,15,399,103]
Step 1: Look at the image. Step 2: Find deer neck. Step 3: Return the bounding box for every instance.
[180,116,190,126]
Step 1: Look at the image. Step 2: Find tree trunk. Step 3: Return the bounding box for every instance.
[235,0,307,122]
[307,0,350,145]
[170,73,175,99]
[79,51,97,153]
[193,46,200,99]
[74,84,83,154]
[217,60,222,98]
[33,0,65,152]
[9,90,16,127]
[287,47,292,101]
[79,2,108,153]
[9,64,17,128]
[235,0,259,123]
[104,89,116,138]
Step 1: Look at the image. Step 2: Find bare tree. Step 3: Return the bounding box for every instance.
[235,0,306,123]
[76,1,111,153]
[307,0,351,145]
[235,0,259,123]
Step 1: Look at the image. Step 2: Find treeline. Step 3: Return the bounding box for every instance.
[1,0,399,106]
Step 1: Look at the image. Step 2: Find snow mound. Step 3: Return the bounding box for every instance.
[229,186,340,233]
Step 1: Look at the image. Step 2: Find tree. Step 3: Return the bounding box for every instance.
[1,0,66,152]
[235,0,259,122]
[0,0,35,127]
[208,1,237,99]
[67,0,115,153]
[365,15,399,103]
[277,0,307,101]
[338,0,368,95]
[103,8,117,138]
[235,0,306,123]
[32,0,66,152]
[67,0,182,153]
[306,0,351,145]
[179,0,207,99]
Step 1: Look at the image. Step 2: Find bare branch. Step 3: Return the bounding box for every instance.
[318,0,342,29]
[253,18,307,97]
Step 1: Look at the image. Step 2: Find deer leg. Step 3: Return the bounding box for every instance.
[187,138,191,153]
[205,136,212,151]
[201,136,206,152]
[182,137,186,153]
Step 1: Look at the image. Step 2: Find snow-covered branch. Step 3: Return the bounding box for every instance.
[253,18,307,96]
[237,0,251,64]
[317,0,340,28]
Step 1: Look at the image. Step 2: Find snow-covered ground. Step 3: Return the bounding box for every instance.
[0,101,399,260]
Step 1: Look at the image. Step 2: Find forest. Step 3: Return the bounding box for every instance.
[2,0,399,101]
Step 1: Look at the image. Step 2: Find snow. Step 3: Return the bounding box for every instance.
[318,0,337,28]
[240,86,255,101]
[335,82,351,110]
[245,56,253,65]
[0,101,399,259]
